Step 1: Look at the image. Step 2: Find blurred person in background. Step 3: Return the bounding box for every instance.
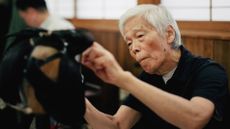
[15,0,74,31]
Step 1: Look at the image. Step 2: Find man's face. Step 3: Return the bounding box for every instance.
[19,9,36,27]
[123,16,169,74]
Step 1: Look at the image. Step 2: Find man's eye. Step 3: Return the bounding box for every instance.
[137,34,144,38]
[127,42,132,47]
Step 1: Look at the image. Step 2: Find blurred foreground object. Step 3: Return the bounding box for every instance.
[0,28,94,129]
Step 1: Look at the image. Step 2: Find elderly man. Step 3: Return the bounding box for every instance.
[82,4,230,129]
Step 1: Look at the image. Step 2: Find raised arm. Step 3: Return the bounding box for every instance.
[84,98,141,129]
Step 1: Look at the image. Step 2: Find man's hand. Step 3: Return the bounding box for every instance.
[82,42,124,85]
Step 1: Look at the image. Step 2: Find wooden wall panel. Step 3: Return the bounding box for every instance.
[83,30,121,114]
[214,41,230,90]
[90,31,119,56]
[116,34,127,65]
[182,37,214,59]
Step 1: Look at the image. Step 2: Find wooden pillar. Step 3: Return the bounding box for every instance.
[138,0,160,4]
[73,0,77,18]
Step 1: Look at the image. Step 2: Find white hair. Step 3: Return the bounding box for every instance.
[119,4,182,48]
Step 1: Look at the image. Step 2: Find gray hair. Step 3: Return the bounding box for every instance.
[119,4,182,48]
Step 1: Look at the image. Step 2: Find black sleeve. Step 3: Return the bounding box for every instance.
[122,72,147,112]
[192,64,229,121]
[122,71,165,113]
[122,72,162,113]
[122,94,146,113]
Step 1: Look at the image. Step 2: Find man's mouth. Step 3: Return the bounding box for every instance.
[138,57,148,64]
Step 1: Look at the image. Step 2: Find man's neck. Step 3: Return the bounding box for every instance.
[159,48,181,76]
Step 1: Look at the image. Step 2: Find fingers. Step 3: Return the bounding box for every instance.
[84,53,107,73]
[81,42,107,69]
[82,42,96,64]
[81,42,125,84]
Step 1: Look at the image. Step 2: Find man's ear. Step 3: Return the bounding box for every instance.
[166,25,175,45]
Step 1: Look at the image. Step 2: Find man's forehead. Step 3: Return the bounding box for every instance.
[124,21,155,40]
[124,24,144,37]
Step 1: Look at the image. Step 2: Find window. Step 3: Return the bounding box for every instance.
[212,0,230,21]
[161,0,230,21]
[77,0,137,19]
[45,0,74,18]
[45,0,137,19]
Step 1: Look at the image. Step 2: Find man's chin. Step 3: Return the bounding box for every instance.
[142,66,161,75]
[143,67,154,74]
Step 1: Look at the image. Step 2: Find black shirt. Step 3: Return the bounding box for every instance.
[123,46,230,129]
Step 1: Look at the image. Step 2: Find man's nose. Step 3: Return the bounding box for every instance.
[132,40,140,55]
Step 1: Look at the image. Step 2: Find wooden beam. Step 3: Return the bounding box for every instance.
[178,21,230,40]
[68,19,230,40]
[68,19,119,32]
[177,21,230,32]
